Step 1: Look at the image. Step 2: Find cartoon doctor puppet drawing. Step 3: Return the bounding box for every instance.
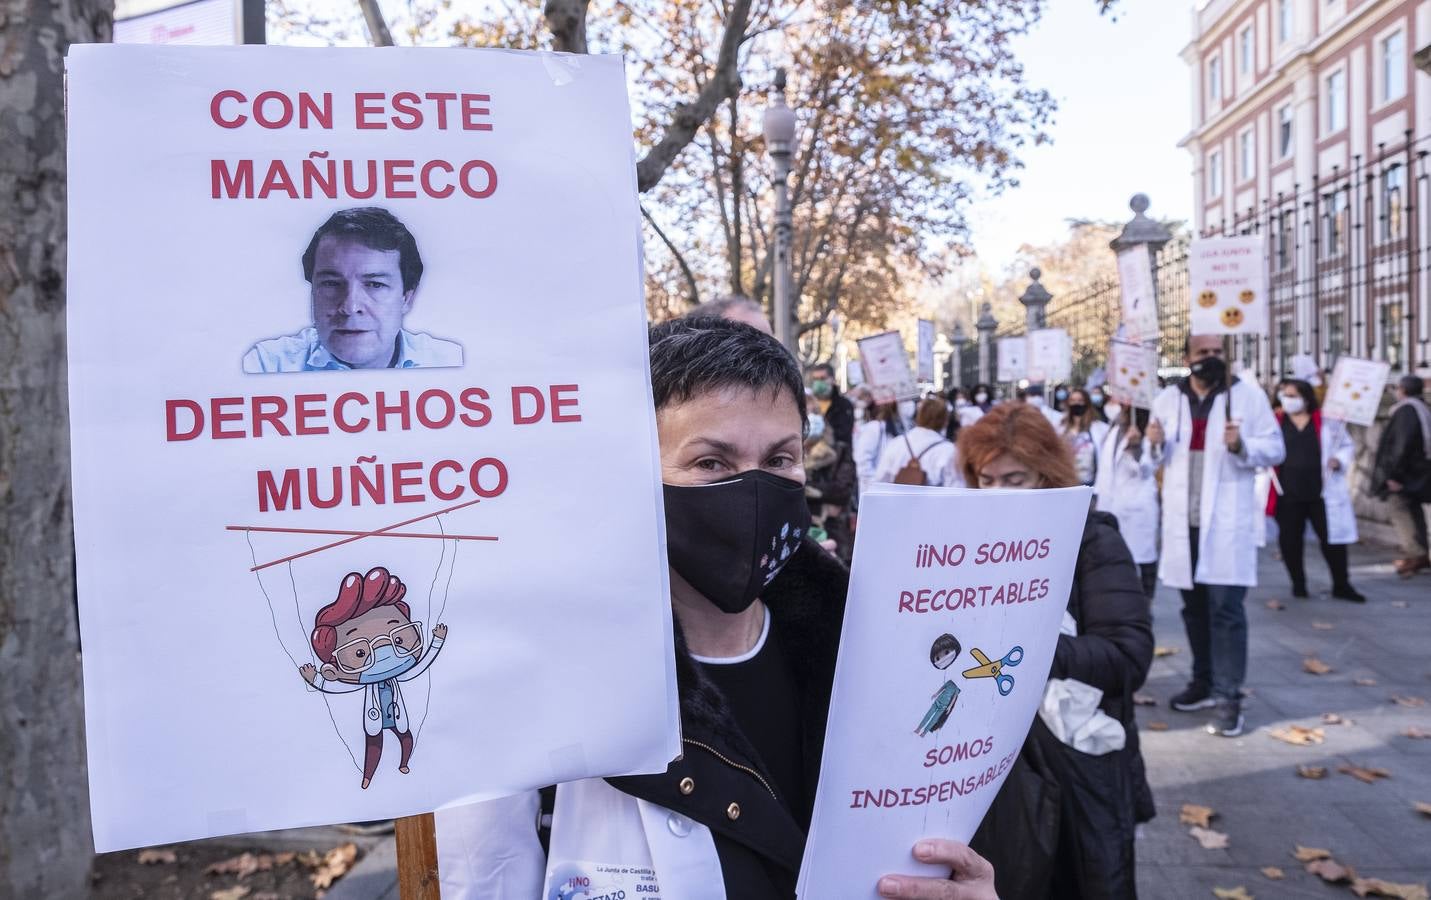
[299,566,448,789]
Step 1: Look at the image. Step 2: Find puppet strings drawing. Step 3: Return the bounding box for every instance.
[915,633,962,737]
[238,500,491,789]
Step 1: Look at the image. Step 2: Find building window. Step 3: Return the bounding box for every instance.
[1209,56,1222,105]
[1240,26,1254,75]
[1381,304,1403,368]
[1239,130,1254,181]
[1326,310,1345,363]
[1325,69,1346,133]
[1278,104,1294,157]
[1322,190,1347,257]
[1277,0,1292,43]
[1209,150,1223,198]
[1383,164,1404,240]
[1383,31,1406,102]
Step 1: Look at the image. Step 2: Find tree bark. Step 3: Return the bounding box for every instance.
[0,0,108,895]
[543,0,589,54]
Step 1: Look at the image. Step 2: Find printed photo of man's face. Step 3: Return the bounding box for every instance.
[310,235,414,369]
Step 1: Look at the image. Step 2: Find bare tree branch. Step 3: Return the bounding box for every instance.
[356,0,395,45]
[635,0,753,192]
[642,205,701,308]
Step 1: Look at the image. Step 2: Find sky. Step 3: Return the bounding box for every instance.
[964,0,1196,267]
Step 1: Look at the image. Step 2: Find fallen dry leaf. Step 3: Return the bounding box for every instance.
[210,888,251,900]
[1293,845,1333,862]
[1351,877,1429,899]
[1413,801,1431,816]
[1189,826,1230,850]
[1297,765,1329,779]
[1266,599,1286,611]
[1261,867,1285,880]
[1322,713,1352,726]
[137,848,177,865]
[1212,888,1254,900]
[1154,646,1180,657]
[1180,804,1216,828]
[1339,764,1392,784]
[1404,727,1431,739]
[1311,621,1335,630]
[1392,696,1427,708]
[205,853,273,879]
[1270,726,1326,746]
[1148,721,1170,732]
[310,843,359,890]
[1133,692,1157,706]
[1355,678,1380,687]
[1306,858,1356,883]
[1304,657,1334,675]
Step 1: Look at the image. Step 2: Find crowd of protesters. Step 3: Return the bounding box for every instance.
[444,296,1429,900]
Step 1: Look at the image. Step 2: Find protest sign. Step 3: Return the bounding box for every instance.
[1322,356,1391,426]
[1116,244,1159,342]
[797,484,1092,898]
[857,330,919,400]
[1107,340,1160,409]
[1189,235,1269,336]
[917,318,937,383]
[996,336,1027,383]
[66,45,678,851]
[1028,327,1072,384]
[847,359,866,387]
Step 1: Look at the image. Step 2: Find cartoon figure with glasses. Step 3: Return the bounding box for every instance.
[299,566,448,789]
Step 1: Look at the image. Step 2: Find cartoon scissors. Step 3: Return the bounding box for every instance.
[961,646,1024,696]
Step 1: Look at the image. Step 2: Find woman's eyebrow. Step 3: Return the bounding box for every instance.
[684,437,739,455]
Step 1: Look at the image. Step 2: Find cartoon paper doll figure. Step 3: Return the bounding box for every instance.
[299,566,447,789]
[915,633,962,737]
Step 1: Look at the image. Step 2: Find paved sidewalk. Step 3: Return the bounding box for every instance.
[1134,541,1431,897]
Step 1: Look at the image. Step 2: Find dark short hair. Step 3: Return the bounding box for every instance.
[1401,374,1425,397]
[809,363,835,378]
[303,207,423,292]
[1277,378,1319,412]
[648,317,806,422]
[687,295,763,319]
[930,633,961,665]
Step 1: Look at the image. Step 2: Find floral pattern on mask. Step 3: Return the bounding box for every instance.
[759,521,805,586]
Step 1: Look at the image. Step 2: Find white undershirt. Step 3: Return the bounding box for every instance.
[689,612,771,665]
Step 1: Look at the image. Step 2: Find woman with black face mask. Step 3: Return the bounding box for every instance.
[443,317,996,900]
[1060,388,1111,487]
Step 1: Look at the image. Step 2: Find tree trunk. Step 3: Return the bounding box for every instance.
[0,0,107,896]
[543,0,589,54]
[357,0,395,46]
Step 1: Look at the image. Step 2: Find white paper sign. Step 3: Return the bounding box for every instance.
[1116,244,1159,342]
[1322,356,1391,426]
[1189,235,1269,336]
[996,337,1027,382]
[857,331,919,400]
[917,319,936,383]
[847,359,865,387]
[797,484,1092,898]
[66,45,679,851]
[1028,328,1072,384]
[1107,340,1160,409]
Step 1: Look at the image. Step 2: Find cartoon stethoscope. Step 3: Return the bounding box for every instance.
[962,646,1024,696]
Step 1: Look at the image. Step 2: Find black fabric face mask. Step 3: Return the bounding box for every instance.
[1190,355,1227,385]
[663,470,811,614]
[1066,404,1088,418]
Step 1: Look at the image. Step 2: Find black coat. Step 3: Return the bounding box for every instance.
[607,539,849,899]
[822,388,856,447]
[1373,401,1431,500]
[973,509,1154,900]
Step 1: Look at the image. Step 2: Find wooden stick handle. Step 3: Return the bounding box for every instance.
[395,813,441,900]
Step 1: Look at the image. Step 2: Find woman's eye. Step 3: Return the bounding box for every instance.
[767,455,793,469]
[695,458,723,471]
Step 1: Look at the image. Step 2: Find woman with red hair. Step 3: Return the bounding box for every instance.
[299,566,448,789]
[960,404,1153,900]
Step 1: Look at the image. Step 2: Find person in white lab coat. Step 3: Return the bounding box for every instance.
[1023,383,1064,429]
[1267,379,1364,602]
[1147,335,1285,738]
[1060,388,1112,487]
[853,390,903,495]
[873,398,962,486]
[1092,397,1160,600]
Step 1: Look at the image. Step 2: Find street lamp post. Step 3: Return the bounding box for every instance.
[762,68,797,352]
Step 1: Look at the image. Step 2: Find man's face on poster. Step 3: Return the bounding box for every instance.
[311,236,414,369]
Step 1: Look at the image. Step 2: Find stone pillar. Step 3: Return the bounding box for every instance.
[976,302,998,384]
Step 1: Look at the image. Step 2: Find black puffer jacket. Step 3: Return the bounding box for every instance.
[607,538,849,899]
[973,509,1154,900]
[1372,401,1431,499]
